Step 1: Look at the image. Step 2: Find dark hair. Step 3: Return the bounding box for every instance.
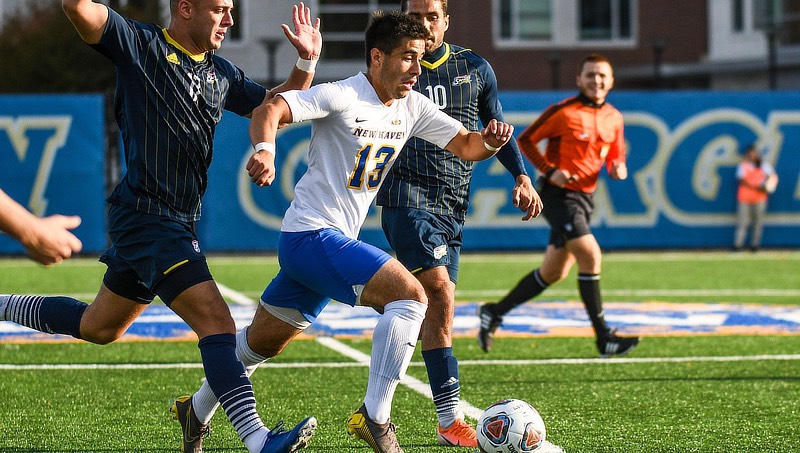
[744,144,762,167]
[400,0,448,14]
[364,10,429,67]
[579,53,613,74]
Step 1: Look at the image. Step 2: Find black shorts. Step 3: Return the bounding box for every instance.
[99,203,212,305]
[539,182,594,248]
[380,207,463,284]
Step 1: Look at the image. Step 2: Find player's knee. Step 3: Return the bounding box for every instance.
[407,280,428,305]
[81,326,125,345]
[541,268,568,283]
[423,280,453,306]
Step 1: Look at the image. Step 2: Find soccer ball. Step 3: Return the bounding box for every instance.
[477,399,546,452]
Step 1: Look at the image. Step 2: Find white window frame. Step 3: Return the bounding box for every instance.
[224,0,247,48]
[493,0,638,49]
[318,1,396,61]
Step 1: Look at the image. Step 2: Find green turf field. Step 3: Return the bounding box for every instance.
[1,251,799,452]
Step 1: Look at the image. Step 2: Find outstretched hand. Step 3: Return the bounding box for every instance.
[512,175,543,221]
[282,2,322,60]
[24,215,83,266]
[481,119,514,150]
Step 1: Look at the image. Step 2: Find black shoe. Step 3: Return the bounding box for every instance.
[597,330,640,358]
[477,303,503,353]
[171,395,210,453]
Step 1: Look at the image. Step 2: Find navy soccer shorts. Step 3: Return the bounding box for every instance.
[99,203,212,305]
[381,207,463,284]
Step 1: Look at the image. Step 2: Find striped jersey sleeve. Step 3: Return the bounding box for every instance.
[376,43,526,219]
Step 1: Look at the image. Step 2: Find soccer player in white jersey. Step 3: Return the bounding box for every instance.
[176,10,515,453]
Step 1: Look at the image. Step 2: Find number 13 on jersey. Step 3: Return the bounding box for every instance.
[347,144,397,190]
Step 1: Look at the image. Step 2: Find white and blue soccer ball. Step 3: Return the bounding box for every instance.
[477,398,546,452]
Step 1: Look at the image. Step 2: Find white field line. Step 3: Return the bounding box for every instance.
[217,282,258,306]
[456,288,800,298]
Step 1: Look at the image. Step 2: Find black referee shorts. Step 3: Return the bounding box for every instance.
[539,182,594,248]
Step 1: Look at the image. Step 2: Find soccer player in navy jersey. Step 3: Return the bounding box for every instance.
[374,0,543,447]
[0,1,321,452]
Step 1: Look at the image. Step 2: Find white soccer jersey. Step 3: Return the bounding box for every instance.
[278,72,463,239]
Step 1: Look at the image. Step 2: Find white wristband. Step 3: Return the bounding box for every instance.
[295,57,317,72]
[253,141,276,157]
[484,141,501,152]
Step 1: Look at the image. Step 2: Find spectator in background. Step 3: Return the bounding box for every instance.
[734,144,778,252]
[0,188,82,265]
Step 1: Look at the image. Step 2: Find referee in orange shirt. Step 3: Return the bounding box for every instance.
[478,54,641,358]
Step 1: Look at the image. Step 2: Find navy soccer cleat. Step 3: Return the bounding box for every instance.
[260,416,317,453]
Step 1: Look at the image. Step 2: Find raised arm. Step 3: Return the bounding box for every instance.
[268,2,322,96]
[62,0,108,45]
[246,96,295,187]
[444,119,513,162]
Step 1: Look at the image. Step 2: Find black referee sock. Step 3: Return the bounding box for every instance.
[494,268,549,316]
[577,273,611,338]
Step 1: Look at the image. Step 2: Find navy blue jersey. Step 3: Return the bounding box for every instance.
[376,42,527,219]
[92,7,266,221]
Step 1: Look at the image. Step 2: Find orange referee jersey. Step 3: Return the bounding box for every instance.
[518,95,625,194]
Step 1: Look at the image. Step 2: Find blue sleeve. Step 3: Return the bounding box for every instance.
[90,7,152,65]
[215,57,267,116]
[476,58,528,179]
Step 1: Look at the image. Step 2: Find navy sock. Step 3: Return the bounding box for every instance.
[3,295,87,339]
[422,347,461,425]
[198,333,264,442]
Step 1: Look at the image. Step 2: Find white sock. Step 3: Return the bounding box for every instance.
[244,429,269,453]
[193,327,267,424]
[364,300,426,424]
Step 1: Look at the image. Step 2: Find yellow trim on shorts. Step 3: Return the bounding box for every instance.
[163,259,189,275]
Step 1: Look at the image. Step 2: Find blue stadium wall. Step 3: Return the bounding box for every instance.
[1,91,798,254]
